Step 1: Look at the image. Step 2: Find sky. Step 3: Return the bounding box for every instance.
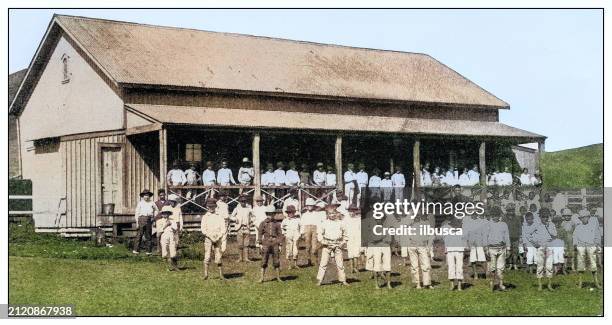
[8,9,603,151]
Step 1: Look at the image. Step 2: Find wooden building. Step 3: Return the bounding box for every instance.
[9,15,545,234]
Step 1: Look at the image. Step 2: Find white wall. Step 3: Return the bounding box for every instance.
[19,35,124,229]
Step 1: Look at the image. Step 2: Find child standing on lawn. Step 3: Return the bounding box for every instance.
[159,206,180,271]
[281,205,301,269]
[574,210,601,289]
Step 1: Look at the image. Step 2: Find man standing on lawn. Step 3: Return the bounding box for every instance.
[258,210,284,283]
[231,195,254,263]
[201,198,229,280]
[153,189,169,254]
[133,189,157,255]
[316,203,349,286]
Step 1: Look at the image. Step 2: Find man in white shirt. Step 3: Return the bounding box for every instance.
[391,166,406,202]
[261,163,275,186]
[457,168,471,187]
[313,162,326,186]
[285,161,300,187]
[301,198,321,266]
[355,163,369,205]
[574,210,601,288]
[282,189,300,217]
[273,161,287,186]
[185,164,200,185]
[444,167,457,186]
[343,163,358,205]
[201,161,216,186]
[216,160,236,186]
[237,157,254,186]
[133,189,158,255]
[421,163,432,187]
[497,167,513,186]
[524,210,555,291]
[325,165,337,187]
[467,165,480,186]
[317,204,349,286]
[167,163,186,186]
[519,168,533,186]
[380,172,393,202]
[486,206,511,291]
[231,195,254,262]
[368,168,382,201]
[201,198,229,280]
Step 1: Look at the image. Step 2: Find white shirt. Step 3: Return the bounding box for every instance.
[573,222,600,246]
[217,168,236,185]
[318,219,347,245]
[231,204,253,229]
[253,204,274,227]
[261,171,275,186]
[519,173,533,185]
[200,210,227,242]
[344,170,356,187]
[443,224,466,252]
[356,171,369,186]
[285,169,300,186]
[325,172,337,186]
[421,170,432,187]
[497,172,513,186]
[301,210,322,227]
[273,169,287,186]
[444,171,457,186]
[313,170,326,185]
[467,170,480,185]
[201,169,216,185]
[458,173,471,186]
[391,172,405,187]
[237,167,254,185]
[486,221,510,248]
[167,169,186,186]
[281,217,302,240]
[368,175,382,188]
[134,200,157,221]
[185,169,199,185]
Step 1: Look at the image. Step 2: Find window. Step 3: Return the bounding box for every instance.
[61,54,71,84]
[185,144,202,163]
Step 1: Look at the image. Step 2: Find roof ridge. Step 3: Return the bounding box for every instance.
[54,14,431,58]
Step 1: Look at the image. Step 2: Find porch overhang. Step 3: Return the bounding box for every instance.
[125,103,545,143]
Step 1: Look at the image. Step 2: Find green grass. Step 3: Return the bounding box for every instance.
[541,143,603,189]
[8,226,604,316]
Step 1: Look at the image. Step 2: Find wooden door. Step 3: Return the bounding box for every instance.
[101,146,122,209]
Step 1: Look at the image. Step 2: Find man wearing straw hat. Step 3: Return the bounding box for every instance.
[316,203,349,286]
[133,189,157,255]
[201,198,229,280]
[167,194,184,246]
[238,157,254,186]
[159,206,180,271]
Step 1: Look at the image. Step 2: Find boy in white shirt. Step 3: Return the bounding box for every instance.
[574,210,601,288]
[391,167,406,201]
[443,217,466,291]
[300,198,321,266]
[216,160,236,186]
[285,161,300,186]
[355,163,369,204]
[368,168,382,201]
[380,172,393,202]
[133,189,158,255]
[167,163,186,186]
[237,157,254,186]
[343,163,357,204]
[486,206,510,291]
[201,161,217,186]
[261,163,275,186]
[325,165,337,187]
[184,164,200,185]
[230,195,254,262]
[159,206,180,271]
[312,162,326,186]
[281,205,301,269]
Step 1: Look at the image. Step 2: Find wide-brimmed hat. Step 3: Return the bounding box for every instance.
[160,206,173,215]
[578,209,590,218]
[242,157,250,163]
[167,194,179,202]
[140,189,153,197]
[254,195,264,202]
[316,162,324,167]
[305,198,316,206]
[561,208,573,216]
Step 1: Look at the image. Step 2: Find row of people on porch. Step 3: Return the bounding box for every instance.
[132,187,601,290]
[166,158,541,189]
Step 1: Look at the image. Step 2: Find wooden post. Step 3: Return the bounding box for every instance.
[253,132,261,198]
[389,158,394,174]
[413,139,421,188]
[335,135,343,191]
[536,140,545,175]
[159,128,168,192]
[479,141,486,186]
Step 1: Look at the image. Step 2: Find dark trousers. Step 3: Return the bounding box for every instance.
[262,244,280,269]
[134,217,153,253]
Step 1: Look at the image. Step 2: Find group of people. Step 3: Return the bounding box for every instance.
[131,183,602,290]
[421,164,541,187]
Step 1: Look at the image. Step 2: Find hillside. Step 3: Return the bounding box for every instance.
[541,143,603,189]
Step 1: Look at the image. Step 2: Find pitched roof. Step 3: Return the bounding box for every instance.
[54,15,509,109]
[8,69,27,108]
[126,104,544,141]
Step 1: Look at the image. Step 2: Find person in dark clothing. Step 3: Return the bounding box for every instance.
[258,210,285,283]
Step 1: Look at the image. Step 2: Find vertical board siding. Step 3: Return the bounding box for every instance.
[61,132,159,228]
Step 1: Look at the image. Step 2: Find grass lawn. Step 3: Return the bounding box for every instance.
[9,235,604,316]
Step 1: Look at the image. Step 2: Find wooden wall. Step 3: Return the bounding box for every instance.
[125,133,160,210]
[61,131,159,228]
[62,133,125,228]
